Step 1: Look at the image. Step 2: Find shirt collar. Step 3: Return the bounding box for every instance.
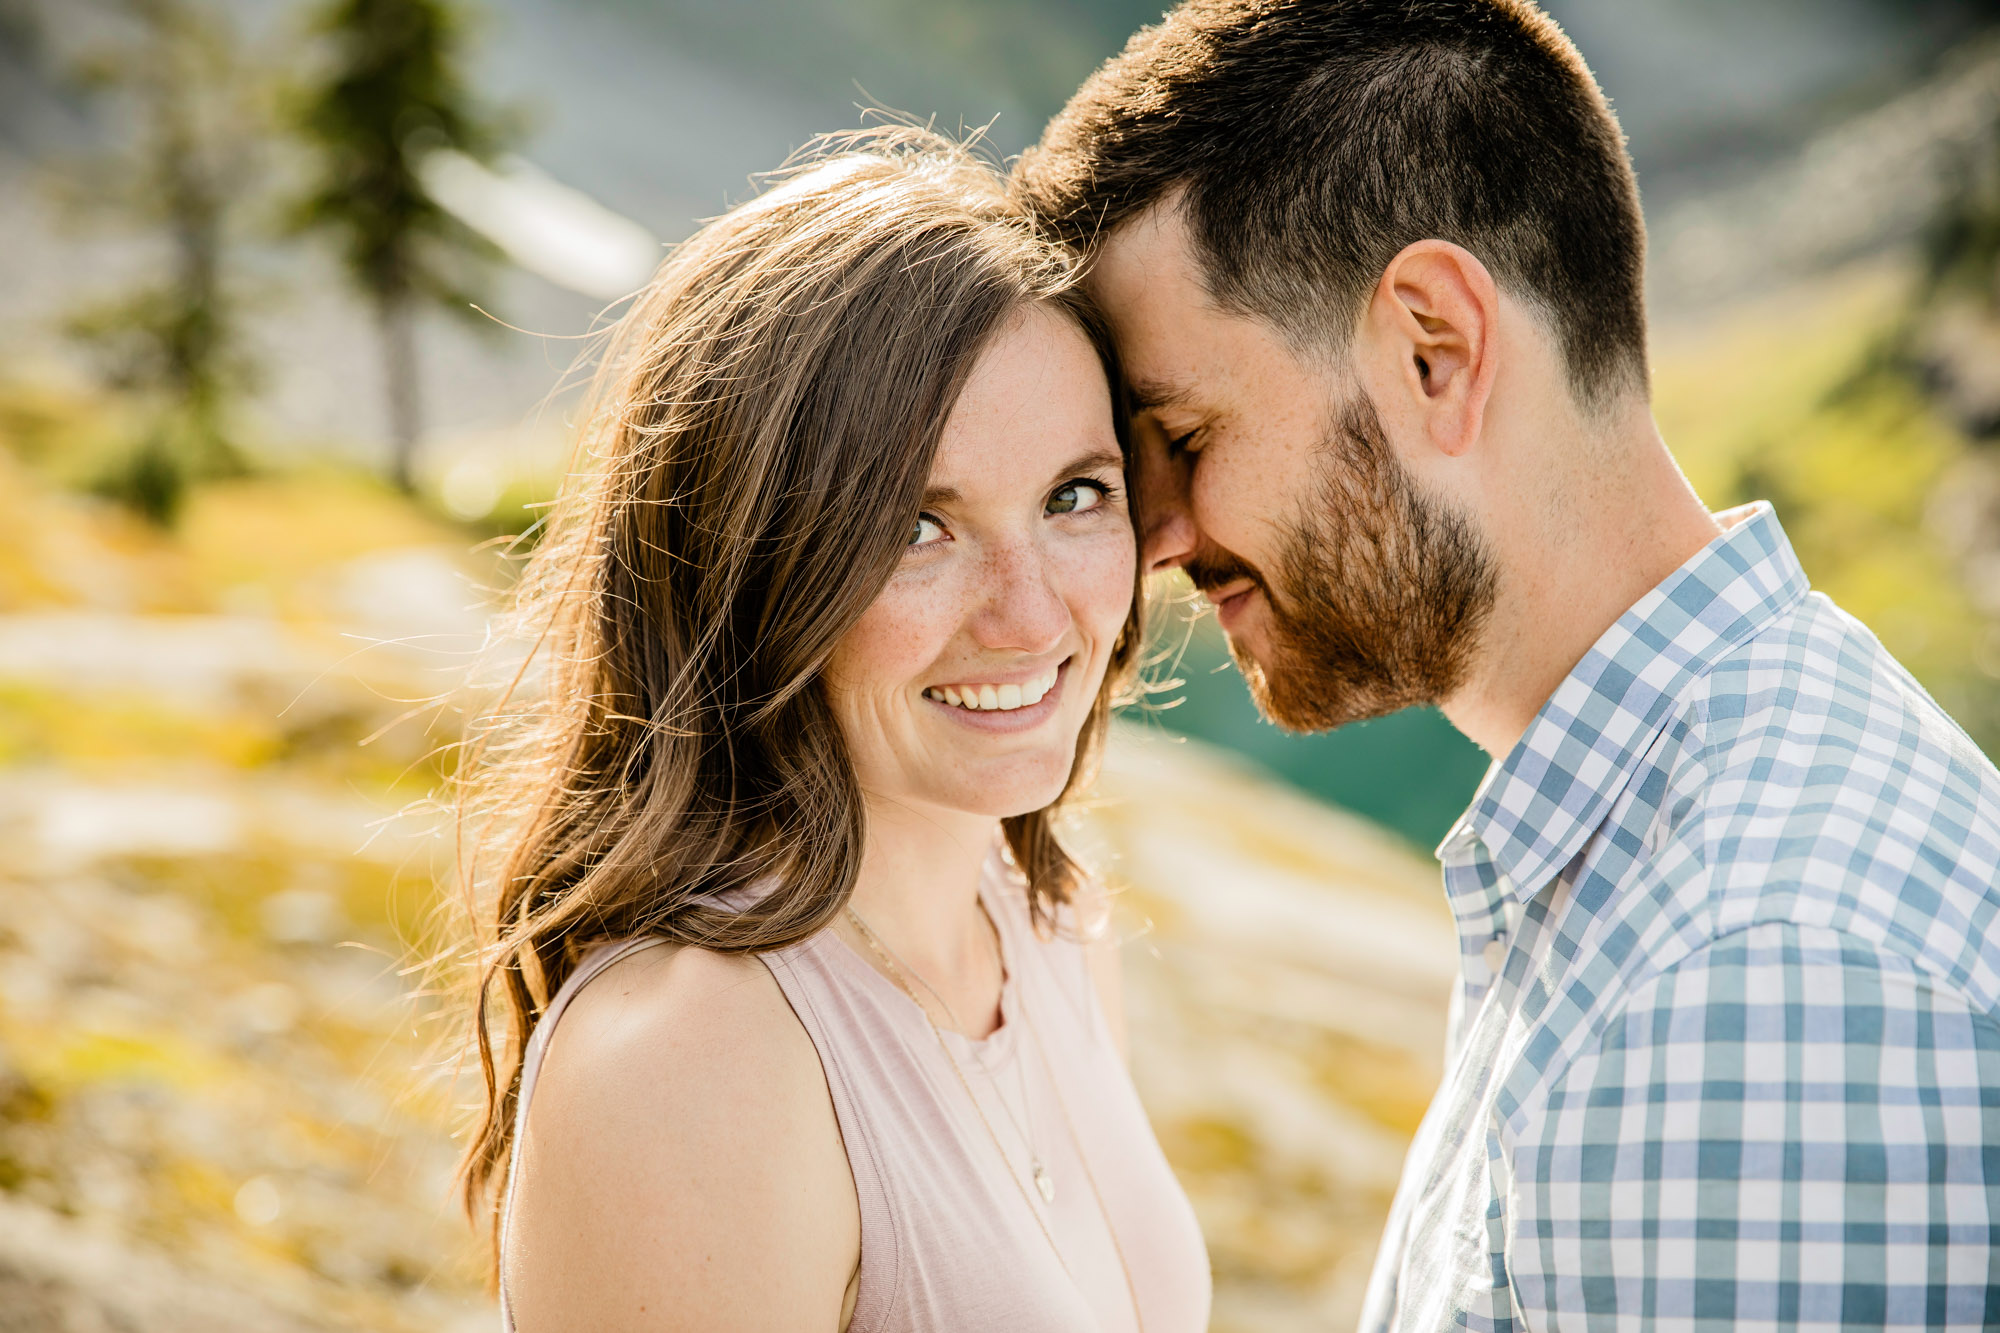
[1436,502,1811,899]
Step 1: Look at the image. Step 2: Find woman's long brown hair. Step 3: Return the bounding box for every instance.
[455,129,1141,1256]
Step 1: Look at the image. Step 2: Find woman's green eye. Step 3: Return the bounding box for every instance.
[909,514,946,547]
[1048,481,1108,515]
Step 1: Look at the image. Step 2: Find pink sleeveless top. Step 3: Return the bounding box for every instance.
[501,857,1211,1332]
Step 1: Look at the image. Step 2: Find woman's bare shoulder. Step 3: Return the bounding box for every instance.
[507,940,858,1331]
[520,939,836,1170]
[537,942,806,1094]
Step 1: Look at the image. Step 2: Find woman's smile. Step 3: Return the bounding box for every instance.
[921,659,1070,731]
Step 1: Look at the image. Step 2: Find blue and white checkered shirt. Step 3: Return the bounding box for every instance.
[1361,503,2000,1332]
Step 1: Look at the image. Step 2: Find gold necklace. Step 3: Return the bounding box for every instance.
[851,903,1056,1202]
[1014,978,1147,1332]
[844,903,1145,1333]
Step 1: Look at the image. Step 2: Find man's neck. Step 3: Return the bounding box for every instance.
[1442,412,1721,759]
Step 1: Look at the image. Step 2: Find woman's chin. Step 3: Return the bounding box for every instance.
[928,765,1077,823]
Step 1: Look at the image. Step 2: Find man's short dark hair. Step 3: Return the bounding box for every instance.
[1014,0,1649,406]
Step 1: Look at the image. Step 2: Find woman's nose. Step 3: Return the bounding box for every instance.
[969,540,1070,652]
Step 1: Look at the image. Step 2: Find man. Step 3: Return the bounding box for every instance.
[1016,1,2000,1328]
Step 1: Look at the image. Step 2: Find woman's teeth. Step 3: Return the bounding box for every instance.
[924,667,1060,712]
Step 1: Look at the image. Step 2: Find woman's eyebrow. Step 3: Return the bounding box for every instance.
[923,451,1123,507]
[1050,449,1126,481]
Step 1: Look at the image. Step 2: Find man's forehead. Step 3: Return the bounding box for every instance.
[1088,205,1222,412]
[1091,199,1200,300]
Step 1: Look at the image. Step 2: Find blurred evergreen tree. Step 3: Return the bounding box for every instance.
[288,0,504,493]
[61,0,260,525]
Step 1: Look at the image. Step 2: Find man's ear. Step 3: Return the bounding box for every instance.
[1367,240,1500,458]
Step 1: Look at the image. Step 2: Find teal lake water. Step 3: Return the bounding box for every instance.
[1144,619,1490,852]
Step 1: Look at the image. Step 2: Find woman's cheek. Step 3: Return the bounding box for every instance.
[836,568,959,693]
[1062,525,1138,651]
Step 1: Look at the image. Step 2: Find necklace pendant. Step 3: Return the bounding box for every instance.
[1034,1163,1056,1204]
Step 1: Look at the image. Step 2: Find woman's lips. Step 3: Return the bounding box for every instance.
[923,664,1060,711]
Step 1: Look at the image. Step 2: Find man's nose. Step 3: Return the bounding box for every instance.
[1134,437,1197,576]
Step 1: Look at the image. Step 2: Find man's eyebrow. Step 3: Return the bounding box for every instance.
[1127,377,1197,413]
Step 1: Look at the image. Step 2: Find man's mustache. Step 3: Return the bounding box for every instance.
[1183,551,1264,599]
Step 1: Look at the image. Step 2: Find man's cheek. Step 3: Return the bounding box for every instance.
[1193,473,1267,561]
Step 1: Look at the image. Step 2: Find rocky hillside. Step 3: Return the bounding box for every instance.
[0,407,502,1331]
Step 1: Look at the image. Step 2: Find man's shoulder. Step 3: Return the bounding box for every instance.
[1697,591,1960,735]
[1672,591,2000,1009]
[1686,589,1998,817]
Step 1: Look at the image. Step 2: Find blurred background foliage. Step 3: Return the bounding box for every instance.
[53,0,264,522]
[5,0,2000,1329]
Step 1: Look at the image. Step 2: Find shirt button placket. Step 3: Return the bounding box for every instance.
[1481,875,1515,978]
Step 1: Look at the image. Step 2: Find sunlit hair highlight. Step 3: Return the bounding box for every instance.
[453,128,1139,1259]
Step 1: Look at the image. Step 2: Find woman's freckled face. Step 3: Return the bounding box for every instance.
[823,305,1137,821]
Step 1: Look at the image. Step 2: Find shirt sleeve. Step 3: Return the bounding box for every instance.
[1512,920,2000,1330]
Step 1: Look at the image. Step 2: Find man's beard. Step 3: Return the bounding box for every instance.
[1186,394,1497,734]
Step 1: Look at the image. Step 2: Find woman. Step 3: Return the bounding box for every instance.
[458,131,1212,1332]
